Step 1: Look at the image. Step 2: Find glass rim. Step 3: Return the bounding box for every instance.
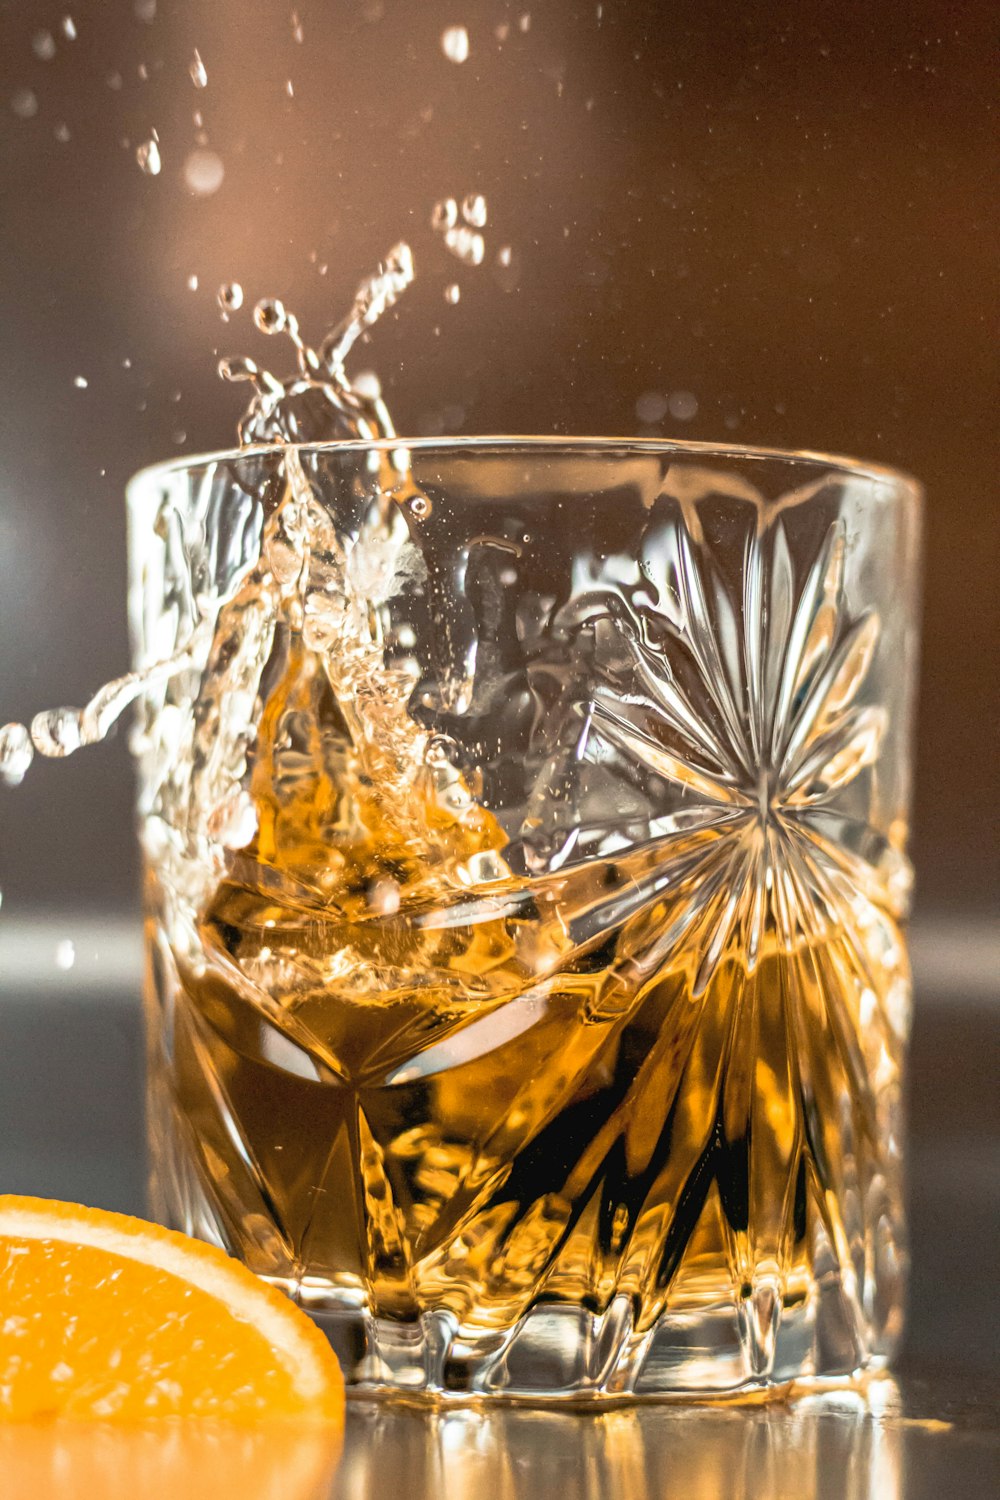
[127,434,922,505]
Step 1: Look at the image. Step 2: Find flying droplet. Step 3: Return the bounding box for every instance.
[189,48,208,88]
[61,16,78,41]
[31,708,82,759]
[217,282,244,314]
[441,25,469,63]
[32,30,56,60]
[518,12,531,30]
[134,0,157,21]
[497,245,513,267]
[444,283,461,304]
[253,298,288,335]
[54,122,71,142]
[461,193,487,228]
[183,148,224,194]
[431,197,457,232]
[10,89,38,120]
[285,78,294,97]
[186,273,198,291]
[0,723,34,786]
[73,375,88,389]
[55,939,76,971]
[136,138,161,175]
[107,71,123,90]
[291,11,304,43]
[444,225,485,266]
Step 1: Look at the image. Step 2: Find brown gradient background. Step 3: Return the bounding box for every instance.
[0,0,996,918]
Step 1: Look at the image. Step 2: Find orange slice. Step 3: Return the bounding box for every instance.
[0,1196,344,1424]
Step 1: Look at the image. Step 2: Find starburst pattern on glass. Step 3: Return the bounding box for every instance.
[129,442,921,1400]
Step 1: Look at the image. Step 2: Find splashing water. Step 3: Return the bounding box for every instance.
[136,138,161,175]
[0,241,418,792]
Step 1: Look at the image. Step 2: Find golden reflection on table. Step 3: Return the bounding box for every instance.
[335,1380,908,1500]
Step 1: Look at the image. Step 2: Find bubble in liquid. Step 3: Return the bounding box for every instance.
[366,877,401,916]
[189,48,208,88]
[31,708,82,759]
[441,25,469,63]
[668,390,699,421]
[55,939,76,971]
[217,282,243,314]
[32,30,57,60]
[183,148,224,195]
[444,282,461,304]
[444,225,484,267]
[10,90,38,120]
[461,193,487,228]
[136,138,161,175]
[431,197,457,232]
[61,16,78,41]
[0,723,34,786]
[408,495,431,518]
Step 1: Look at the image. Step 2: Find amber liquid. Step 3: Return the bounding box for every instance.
[148,632,907,1367]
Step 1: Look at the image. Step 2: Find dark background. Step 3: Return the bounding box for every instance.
[0,0,996,920]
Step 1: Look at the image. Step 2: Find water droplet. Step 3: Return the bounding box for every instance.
[635,390,667,424]
[461,193,487,228]
[32,30,56,60]
[668,390,699,421]
[134,0,157,21]
[518,12,531,31]
[187,273,198,291]
[107,71,123,90]
[497,245,513,267]
[217,282,243,314]
[444,282,461,304]
[136,138,161,175]
[408,495,431,519]
[10,89,38,120]
[0,723,34,786]
[253,298,288,335]
[352,370,382,399]
[431,197,458,232]
[73,375,88,390]
[444,226,484,267]
[55,939,76,971]
[183,148,224,195]
[54,122,71,143]
[137,63,149,81]
[291,11,304,43]
[217,355,259,383]
[189,48,208,88]
[285,78,294,98]
[495,22,510,41]
[31,708,82,759]
[441,25,469,63]
[61,16,78,41]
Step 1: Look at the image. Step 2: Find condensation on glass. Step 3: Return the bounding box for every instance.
[127,438,922,1401]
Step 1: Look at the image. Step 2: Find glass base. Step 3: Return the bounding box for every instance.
[264,1278,894,1404]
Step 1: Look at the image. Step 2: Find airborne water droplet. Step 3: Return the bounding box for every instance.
[31,708,83,759]
[55,939,76,971]
[217,282,244,314]
[461,193,487,228]
[183,148,224,195]
[444,283,461,304]
[444,226,484,267]
[136,138,161,175]
[32,30,57,60]
[74,375,88,389]
[61,16,78,41]
[431,197,458,233]
[441,26,469,63]
[189,48,208,88]
[0,723,34,786]
[10,90,38,120]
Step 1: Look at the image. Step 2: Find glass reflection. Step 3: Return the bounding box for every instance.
[335,1380,904,1500]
